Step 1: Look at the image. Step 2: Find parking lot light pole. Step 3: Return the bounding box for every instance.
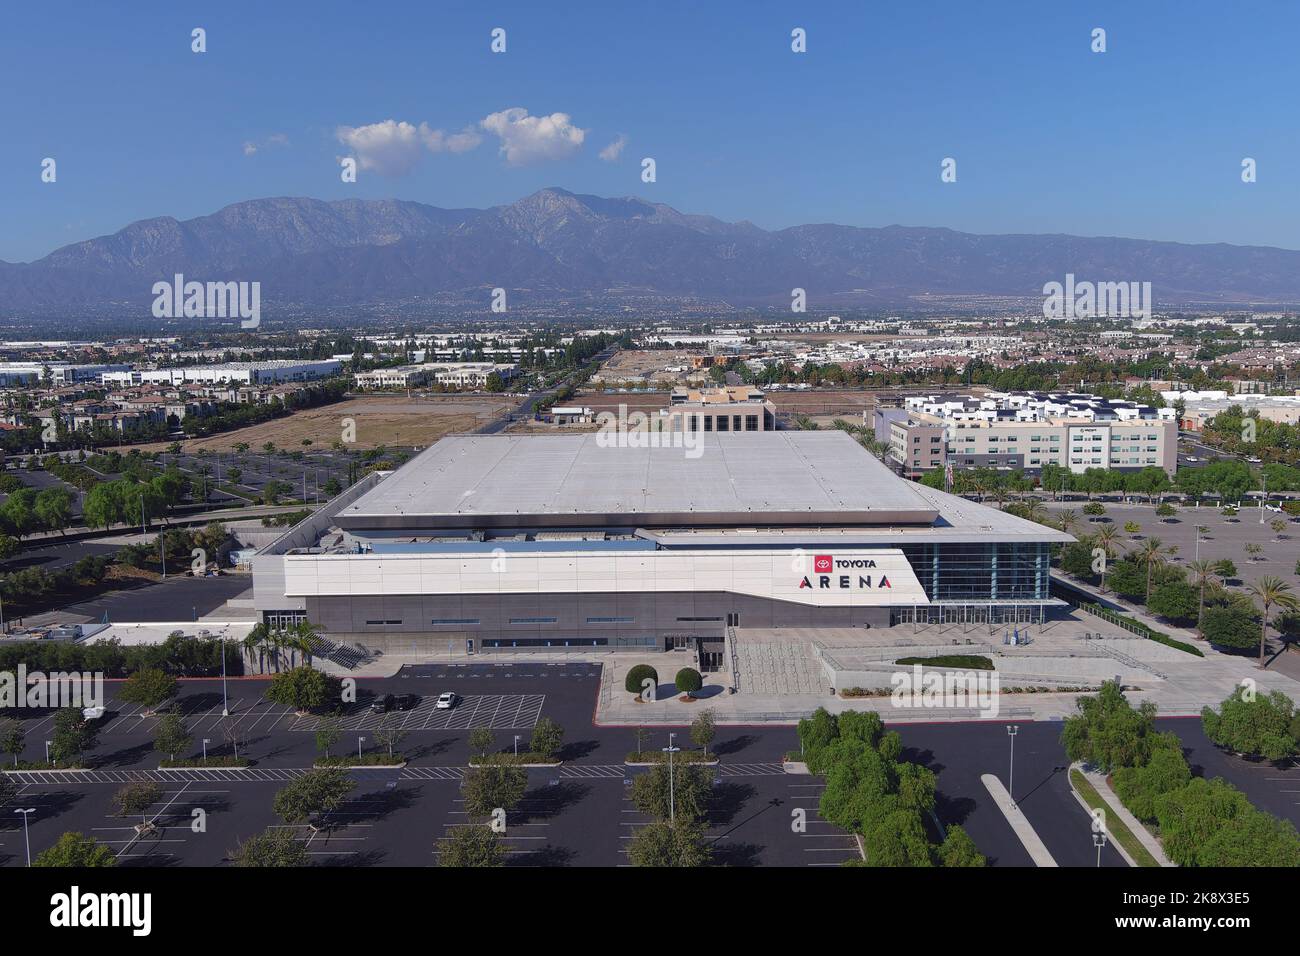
[358,736,365,760]
[1006,725,1018,808]
[514,735,520,756]
[220,634,229,717]
[44,740,51,764]
[14,808,35,866]
[663,733,681,824]
[1094,832,1108,867]
[202,738,210,762]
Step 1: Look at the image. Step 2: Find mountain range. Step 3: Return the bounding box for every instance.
[4,188,1300,314]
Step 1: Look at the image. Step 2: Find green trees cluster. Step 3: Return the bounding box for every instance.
[264,665,341,713]
[83,471,186,529]
[798,708,985,867]
[0,632,241,678]
[32,832,116,867]
[1067,682,1300,866]
[0,486,75,542]
[626,763,713,867]
[0,554,113,612]
[1201,687,1299,761]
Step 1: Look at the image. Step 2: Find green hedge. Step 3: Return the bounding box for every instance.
[895,655,994,670]
[314,753,407,767]
[160,756,250,768]
[1077,602,1203,657]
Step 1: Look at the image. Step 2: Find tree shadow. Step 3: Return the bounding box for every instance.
[511,781,590,824]
[707,782,757,828]
[94,739,156,768]
[709,841,763,867]
[557,739,600,761]
[712,733,757,757]
[512,844,574,867]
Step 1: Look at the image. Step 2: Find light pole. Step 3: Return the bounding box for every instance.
[214,630,228,717]
[357,736,365,760]
[202,738,210,762]
[1260,471,1268,524]
[14,808,35,866]
[663,733,681,824]
[514,735,520,757]
[1006,725,1018,808]
[1094,831,1108,867]
[44,740,51,764]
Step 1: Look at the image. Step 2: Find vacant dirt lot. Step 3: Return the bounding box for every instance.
[594,349,700,384]
[176,396,512,451]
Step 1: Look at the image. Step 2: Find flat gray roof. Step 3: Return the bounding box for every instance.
[337,431,940,530]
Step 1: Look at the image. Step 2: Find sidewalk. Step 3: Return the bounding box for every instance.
[1081,763,1174,867]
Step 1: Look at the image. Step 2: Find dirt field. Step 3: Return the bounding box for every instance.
[175,396,512,451]
[594,349,701,385]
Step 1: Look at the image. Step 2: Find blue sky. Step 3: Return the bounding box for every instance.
[2,0,1297,262]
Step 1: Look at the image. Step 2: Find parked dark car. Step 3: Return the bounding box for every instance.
[370,693,396,714]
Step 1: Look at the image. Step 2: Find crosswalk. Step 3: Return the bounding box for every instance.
[4,761,789,786]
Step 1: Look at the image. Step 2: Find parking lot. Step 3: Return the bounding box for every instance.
[3,664,1291,867]
[1044,500,1300,590]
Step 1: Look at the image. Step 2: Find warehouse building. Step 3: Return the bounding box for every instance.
[252,431,1070,655]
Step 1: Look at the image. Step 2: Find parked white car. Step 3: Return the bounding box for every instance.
[435,692,458,710]
[82,705,106,721]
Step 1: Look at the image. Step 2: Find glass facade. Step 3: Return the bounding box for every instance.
[899,542,1050,603]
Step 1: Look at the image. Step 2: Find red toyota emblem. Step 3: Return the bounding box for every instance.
[814,555,833,573]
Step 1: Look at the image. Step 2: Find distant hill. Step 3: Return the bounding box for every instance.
[4,188,1299,313]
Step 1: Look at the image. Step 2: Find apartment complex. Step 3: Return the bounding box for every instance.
[880,391,1178,479]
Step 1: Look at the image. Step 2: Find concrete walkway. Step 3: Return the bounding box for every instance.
[981,773,1058,866]
[1082,763,1175,867]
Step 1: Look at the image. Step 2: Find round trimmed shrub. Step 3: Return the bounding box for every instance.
[675,667,703,697]
[625,664,659,698]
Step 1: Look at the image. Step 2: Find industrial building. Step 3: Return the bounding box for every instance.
[101,360,342,388]
[252,431,1069,657]
[663,385,776,432]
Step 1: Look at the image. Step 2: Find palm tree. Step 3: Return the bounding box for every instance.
[285,620,321,668]
[1094,524,1119,592]
[1021,499,1048,525]
[1132,537,1168,604]
[242,623,269,674]
[1057,509,1079,536]
[1187,559,1215,640]
[1248,576,1299,663]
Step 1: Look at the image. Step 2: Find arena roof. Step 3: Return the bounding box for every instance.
[336,431,943,531]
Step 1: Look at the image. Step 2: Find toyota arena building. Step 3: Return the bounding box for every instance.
[252,431,1071,658]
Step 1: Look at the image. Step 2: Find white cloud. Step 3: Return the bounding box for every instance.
[335,120,481,176]
[598,134,628,162]
[422,126,483,154]
[242,133,289,157]
[480,108,586,165]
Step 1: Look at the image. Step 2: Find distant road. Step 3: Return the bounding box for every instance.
[478,349,616,434]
